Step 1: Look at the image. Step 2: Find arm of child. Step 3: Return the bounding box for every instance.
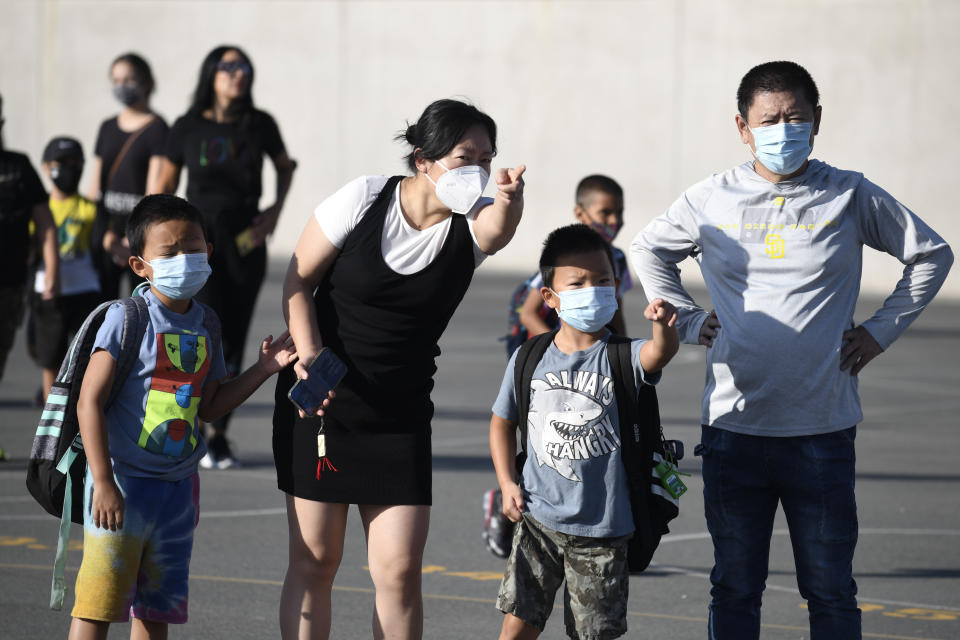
[32,202,60,299]
[198,332,298,422]
[638,298,680,375]
[519,287,552,337]
[77,349,124,531]
[489,413,525,522]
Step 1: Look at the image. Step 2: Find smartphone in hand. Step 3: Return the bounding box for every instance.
[288,348,347,415]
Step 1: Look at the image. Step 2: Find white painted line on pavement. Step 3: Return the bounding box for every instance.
[655,527,960,613]
[655,562,960,613]
[200,507,286,519]
[0,506,287,521]
[661,527,960,544]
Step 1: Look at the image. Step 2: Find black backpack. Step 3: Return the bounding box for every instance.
[513,330,681,572]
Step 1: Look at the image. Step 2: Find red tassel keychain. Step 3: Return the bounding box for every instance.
[316,418,338,479]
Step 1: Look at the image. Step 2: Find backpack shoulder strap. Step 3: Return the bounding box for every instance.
[55,300,115,384]
[514,329,558,461]
[606,335,642,471]
[108,295,150,406]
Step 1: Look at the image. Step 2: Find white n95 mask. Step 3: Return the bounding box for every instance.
[426,159,489,214]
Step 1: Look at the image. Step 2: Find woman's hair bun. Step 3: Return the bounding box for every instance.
[404,123,419,146]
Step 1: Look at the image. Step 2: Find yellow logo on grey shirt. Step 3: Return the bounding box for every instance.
[765,234,785,258]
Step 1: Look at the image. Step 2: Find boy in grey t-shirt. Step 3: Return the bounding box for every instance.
[490,224,679,640]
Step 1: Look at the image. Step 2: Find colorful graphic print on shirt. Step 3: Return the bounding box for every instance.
[198,136,250,167]
[527,368,621,483]
[50,196,97,259]
[139,331,210,458]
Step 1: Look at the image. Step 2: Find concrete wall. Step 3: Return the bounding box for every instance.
[2,0,957,298]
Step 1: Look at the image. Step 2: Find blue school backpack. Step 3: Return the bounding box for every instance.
[25,282,220,609]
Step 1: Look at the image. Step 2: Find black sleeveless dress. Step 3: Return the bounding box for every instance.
[273,176,476,505]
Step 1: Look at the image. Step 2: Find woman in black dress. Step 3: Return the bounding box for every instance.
[157,45,296,468]
[276,99,525,639]
[88,52,167,298]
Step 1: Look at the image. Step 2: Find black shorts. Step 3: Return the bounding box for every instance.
[30,291,101,369]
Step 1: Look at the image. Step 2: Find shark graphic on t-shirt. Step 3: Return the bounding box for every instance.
[527,370,622,483]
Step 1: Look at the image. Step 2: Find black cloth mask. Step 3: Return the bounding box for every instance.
[51,164,81,194]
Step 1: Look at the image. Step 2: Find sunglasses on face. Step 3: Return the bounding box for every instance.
[216,60,251,75]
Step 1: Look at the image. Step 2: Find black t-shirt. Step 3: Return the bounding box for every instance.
[95,115,169,234]
[0,149,48,287]
[165,109,285,233]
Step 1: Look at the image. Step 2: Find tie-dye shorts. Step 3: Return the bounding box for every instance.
[71,467,200,623]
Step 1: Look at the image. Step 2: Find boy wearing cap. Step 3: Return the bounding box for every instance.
[31,136,101,399]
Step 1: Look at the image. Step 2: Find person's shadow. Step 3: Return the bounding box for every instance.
[695,208,842,426]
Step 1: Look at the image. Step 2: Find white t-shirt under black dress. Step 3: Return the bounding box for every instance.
[273,175,492,505]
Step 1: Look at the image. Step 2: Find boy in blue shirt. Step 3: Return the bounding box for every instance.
[70,194,296,639]
[490,224,679,640]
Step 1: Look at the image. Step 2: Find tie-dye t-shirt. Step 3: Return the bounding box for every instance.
[492,333,658,538]
[92,288,226,481]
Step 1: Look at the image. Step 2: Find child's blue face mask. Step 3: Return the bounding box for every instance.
[750,121,813,175]
[551,286,618,333]
[140,252,211,300]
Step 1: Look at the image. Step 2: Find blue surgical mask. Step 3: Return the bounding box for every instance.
[750,122,813,175]
[141,252,211,300]
[551,286,618,333]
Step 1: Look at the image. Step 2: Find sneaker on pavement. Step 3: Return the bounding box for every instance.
[199,450,217,469]
[204,434,238,470]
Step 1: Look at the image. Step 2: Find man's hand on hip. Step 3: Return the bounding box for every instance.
[699,311,721,347]
[840,325,884,375]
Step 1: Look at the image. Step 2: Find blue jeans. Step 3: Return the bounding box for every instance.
[698,425,861,640]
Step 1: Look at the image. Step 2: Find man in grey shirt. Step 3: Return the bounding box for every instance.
[631,61,953,640]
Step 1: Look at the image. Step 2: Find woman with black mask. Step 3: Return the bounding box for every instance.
[88,52,167,299]
[157,45,296,469]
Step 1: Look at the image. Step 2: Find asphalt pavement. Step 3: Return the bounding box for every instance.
[2,260,959,639]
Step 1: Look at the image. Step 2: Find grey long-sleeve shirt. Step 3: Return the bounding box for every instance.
[631,159,953,436]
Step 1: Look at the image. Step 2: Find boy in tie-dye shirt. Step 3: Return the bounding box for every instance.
[70,194,296,639]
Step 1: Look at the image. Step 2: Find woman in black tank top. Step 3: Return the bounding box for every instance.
[275,99,525,639]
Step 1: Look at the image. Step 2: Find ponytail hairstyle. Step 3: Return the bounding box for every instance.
[188,45,256,124]
[111,52,155,97]
[396,99,497,173]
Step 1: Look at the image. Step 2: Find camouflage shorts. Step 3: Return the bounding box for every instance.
[496,513,630,640]
[0,286,25,380]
